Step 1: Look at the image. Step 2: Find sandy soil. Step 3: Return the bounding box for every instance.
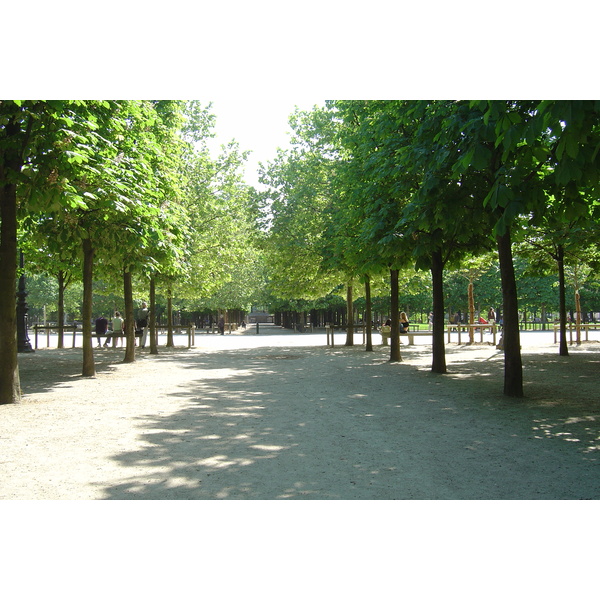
[1,325,599,500]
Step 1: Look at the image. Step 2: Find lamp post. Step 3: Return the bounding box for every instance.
[17,250,34,353]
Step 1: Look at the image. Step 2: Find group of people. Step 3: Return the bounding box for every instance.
[94,302,149,348]
[380,308,500,336]
[382,312,411,334]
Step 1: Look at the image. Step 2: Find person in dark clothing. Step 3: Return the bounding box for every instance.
[95,315,108,347]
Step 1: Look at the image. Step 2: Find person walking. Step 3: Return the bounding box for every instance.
[137,302,149,348]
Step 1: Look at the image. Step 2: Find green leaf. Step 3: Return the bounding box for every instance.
[565,134,579,159]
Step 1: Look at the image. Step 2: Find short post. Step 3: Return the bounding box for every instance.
[380,325,390,346]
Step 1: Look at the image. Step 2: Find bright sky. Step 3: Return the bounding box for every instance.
[8,1,596,196]
[205,97,325,188]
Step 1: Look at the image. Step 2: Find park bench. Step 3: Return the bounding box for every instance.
[447,323,497,345]
[32,324,197,349]
[96,330,143,347]
[153,324,196,347]
[380,326,431,346]
[325,323,373,347]
[400,331,431,345]
[553,322,600,344]
[326,324,430,347]
[33,324,78,349]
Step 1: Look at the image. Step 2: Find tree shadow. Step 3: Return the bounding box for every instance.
[98,344,600,500]
[18,348,126,396]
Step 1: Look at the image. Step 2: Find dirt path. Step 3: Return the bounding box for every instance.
[1,327,599,499]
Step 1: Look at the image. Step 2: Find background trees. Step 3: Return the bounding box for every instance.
[3,100,599,404]
[1,100,257,403]
[260,100,600,397]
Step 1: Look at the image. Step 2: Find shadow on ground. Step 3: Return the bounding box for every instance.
[98,343,600,500]
[18,347,126,395]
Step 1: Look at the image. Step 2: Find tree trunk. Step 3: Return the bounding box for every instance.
[468,279,475,344]
[431,249,447,374]
[0,172,20,404]
[57,270,65,349]
[365,276,373,352]
[557,244,568,356]
[166,290,174,347]
[575,289,581,346]
[389,268,402,362]
[150,276,158,355]
[81,238,96,377]
[123,268,135,363]
[497,229,523,397]
[345,283,354,346]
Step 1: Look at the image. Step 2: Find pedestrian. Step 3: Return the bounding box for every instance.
[487,307,496,325]
[137,302,149,348]
[428,311,434,329]
[399,312,410,333]
[95,315,108,347]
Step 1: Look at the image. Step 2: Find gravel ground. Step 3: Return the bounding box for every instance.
[2,326,599,500]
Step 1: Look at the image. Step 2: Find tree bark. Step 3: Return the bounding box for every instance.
[389,268,401,362]
[345,283,354,346]
[575,289,581,346]
[57,270,66,349]
[81,238,96,377]
[430,249,447,374]
[364,276,373,352]
[150,276,158,355]
[123,269,136,363]
[468,279,475,344]
[166,290,174,347]
[557,244,568,356]
[497,229,523,397]
[0,171,20,403]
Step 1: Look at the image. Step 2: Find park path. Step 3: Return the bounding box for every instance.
[1,326,599,499]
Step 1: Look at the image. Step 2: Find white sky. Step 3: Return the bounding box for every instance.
[6,2,597,193]
[205,96,325,188]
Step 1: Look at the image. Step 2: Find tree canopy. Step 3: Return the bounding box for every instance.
[2,99,599,403]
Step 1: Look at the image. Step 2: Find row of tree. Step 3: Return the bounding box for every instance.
[25,249,600,333]
[257,101,600,398]
[3,100,599,403]
[1,100,261,404]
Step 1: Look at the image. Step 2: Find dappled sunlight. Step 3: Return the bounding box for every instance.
[532,415,600,456]
[48,330,597,499]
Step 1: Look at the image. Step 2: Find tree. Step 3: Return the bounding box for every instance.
[1,100,121,401]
